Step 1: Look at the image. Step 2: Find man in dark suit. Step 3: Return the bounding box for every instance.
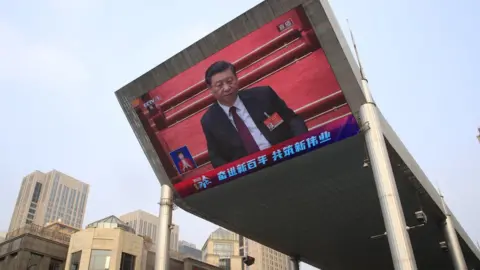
[201,61,308,168]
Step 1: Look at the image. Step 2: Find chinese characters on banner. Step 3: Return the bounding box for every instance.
[217,131,331,181]
[174,114,359,197]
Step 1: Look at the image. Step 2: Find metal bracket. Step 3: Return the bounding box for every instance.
[370,223,425,240]
[370,232,387,240]
[406,224,425,231]
[158,198,174,206]
[359,121,371,133]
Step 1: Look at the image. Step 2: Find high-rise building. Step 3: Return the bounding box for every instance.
[8,170,89,232]
[202,228,243,270]
[118,210,179,251]
[179,240,202,261]
[240,237,292,270]
[170,223,179,251]
[0,232,6,243]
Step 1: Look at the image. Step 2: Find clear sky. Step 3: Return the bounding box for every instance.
[0,0,479,269]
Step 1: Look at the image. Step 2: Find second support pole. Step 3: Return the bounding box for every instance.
[155,184,173,270]
[441,194,467,270]
[290,256,300,270]
[359,80,417,270]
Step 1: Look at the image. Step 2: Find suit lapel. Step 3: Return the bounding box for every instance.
[240,92,274,144]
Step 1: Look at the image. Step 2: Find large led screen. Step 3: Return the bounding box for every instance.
[132,6,360,198]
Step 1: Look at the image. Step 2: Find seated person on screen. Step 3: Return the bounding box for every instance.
[177,152,195,173]
[201,61,308,168]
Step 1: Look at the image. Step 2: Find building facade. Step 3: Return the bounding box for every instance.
[118,210,179,251]
[65,215,219,270]
[0,222,78,270]
[179,240,202,261]
[65,216,142,270]
[8,170,89,232]
[170,223,179,251]
[0,232,6,243]
[240,237,292,270]
[202,228,243,270]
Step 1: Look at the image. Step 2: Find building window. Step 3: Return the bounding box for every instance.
[152,225,156,242]
[89,250,111,270]
[120,252,136,270]
[49,259,63,270]
[70,251,82,270]
[219,258,231,270]
[213,243,234,258]
[27,252,44,270]
[74,189,80,211]
[31,182,43,203]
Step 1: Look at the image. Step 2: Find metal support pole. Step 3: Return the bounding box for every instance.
[290,256,300,270]
[245,238,249,270]
[359,82,417,270]
[349,23,417,269]
[155,184,173,270]
[441,194,467,270]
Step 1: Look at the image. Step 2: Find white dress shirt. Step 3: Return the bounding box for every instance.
[218,97,271,150]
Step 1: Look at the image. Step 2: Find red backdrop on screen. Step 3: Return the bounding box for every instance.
[133,6,352,184]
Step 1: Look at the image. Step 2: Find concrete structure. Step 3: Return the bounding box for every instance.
[201,228,243,270]
[115,0,480,269]
[65,215,219,270]
[65,215,142,270]
[119,209,179,250]
[240,236,292,270]
[170,223,179,251]
[179,240,202,261]
[0,232,6,243]
[0,222,78,269]
[154,250,222,270]
[8,170,89,232]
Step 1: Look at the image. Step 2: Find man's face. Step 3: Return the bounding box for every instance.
[209,68,239,106]
[178,153,184,160]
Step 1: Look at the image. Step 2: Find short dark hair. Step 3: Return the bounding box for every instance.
[205,61,236,86]
[176,151,184,157]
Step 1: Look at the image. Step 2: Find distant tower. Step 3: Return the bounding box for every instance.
[476,127,480,143]
[118,210,179,251]
[8,170,89,232]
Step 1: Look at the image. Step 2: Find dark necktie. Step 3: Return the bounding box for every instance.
[230,106,260,154]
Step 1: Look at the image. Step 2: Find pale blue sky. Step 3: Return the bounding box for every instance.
[0,0,478,269]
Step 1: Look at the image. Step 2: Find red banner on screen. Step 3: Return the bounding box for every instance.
[131,6,360,196]
[174,114,359,197]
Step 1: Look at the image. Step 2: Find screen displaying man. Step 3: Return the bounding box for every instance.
[201,61,308,168]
